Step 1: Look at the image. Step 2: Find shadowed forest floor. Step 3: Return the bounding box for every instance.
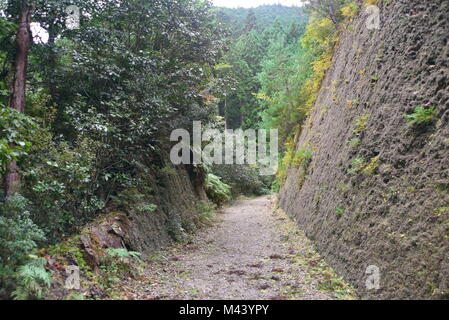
[117,196,356,300]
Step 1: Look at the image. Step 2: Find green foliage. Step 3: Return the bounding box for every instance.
[293,147,313,168]
[215,5,307,35]
[295,147,313,189]
[352,114,370,134]
[271,2,367,190]
[258,37,314,142]
[362,156,380,175]
[112,189,157,215]
[12,257,52,300]
[106,248,141,262]
[216,6,308,130]
[22,133,104,242]
[434,207,449,216]
[197,201,217,227]
[48,235,90,271]
[405,105,436,125]
[348,138,361,148]
[347,155,380,175]
[0,106,37,175]
[137,203,158,213]
[348,157,366,174]
[205,173,232,206]
[336,206,345,217]
[304,0,349,25]
[0,195,46,297]
[275,139,296,187]
[259,13,337,152]
[340,2,360,19]
[99,248,141,289]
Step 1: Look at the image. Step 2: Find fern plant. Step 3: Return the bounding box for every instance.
[0,194,46,298]
[106,248,141,263]
[99,248,142,288]
[205,173,232,206]
[12,257,52,300]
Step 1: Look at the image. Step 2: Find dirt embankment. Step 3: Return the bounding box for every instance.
[279,0,449,299]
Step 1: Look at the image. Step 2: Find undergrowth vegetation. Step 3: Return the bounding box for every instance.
[405,105,436,125]
[205,173,232,207]
[12,257,52,300]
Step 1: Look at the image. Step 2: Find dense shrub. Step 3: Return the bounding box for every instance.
[0,195,46,298]
[22,130,104,242]
[0,106,37,175]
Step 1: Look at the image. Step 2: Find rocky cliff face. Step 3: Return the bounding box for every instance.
[279,0,449,299]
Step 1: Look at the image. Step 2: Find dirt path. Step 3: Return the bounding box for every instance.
[123,196,356,300]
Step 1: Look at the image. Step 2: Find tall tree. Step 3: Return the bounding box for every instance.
[4,1,32,196]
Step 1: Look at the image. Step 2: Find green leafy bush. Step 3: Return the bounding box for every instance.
[0,106,37,175]
[23,133,104,242]
[0,195,46,298]
[336,206,345,217]
[205,173,232,206]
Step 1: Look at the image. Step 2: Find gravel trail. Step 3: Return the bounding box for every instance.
[124,196,355,300]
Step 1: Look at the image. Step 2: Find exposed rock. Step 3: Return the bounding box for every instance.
[279,0,449,299]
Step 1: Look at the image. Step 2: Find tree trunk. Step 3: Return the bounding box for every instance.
[328,3,338,26]
[4,3,32,197]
